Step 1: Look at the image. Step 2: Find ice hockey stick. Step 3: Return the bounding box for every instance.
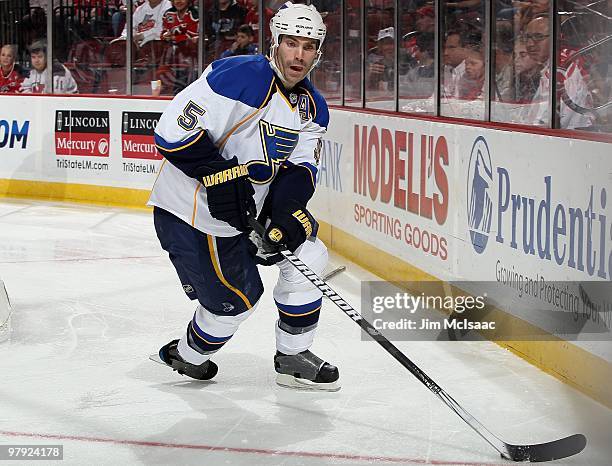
[249,217,587,462]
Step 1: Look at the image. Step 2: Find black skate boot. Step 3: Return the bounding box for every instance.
[158,339,218,381]
[274,350,340,391]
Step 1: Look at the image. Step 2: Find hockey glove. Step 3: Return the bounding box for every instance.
[199,156,256,232]
[263,200,317,253]
[247,229,284,266]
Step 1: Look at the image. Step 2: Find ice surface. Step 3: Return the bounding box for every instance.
[0,199,610,465]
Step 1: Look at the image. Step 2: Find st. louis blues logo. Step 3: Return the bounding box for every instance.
[467,136,494,254]
[247,120,299,184]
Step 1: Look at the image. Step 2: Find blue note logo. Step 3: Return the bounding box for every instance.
[247,120,299,184]
[467,136,494,254]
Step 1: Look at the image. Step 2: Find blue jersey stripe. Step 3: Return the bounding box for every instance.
[154,130,204,152]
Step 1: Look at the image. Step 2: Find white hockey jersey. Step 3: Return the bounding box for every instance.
[20,65,78,94]
[120,0,172,46]
[148,54,328,237]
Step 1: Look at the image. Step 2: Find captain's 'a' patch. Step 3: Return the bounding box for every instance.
[298,94,311,123]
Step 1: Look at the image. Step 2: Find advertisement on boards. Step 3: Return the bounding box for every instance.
[121,111,162,175]
[461,132,612,357]
[314,111,456,280]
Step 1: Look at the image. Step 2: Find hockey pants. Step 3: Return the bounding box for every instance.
[153,207,328,365]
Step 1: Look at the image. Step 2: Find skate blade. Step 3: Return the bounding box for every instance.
[276,373,341,392]
[149,353,166,365]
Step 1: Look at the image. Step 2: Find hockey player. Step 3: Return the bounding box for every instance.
[149,2,340,391]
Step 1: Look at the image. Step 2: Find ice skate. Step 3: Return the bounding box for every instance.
[274,350,340,391]
[157,339,218,381]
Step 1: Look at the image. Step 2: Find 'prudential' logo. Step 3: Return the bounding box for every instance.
[467,136,494,254]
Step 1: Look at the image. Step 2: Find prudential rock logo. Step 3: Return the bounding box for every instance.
[467,136,494,254]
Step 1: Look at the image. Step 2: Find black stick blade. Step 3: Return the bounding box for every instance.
[503,434,587,462]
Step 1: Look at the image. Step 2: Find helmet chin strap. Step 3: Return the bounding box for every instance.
[268,46,294,89]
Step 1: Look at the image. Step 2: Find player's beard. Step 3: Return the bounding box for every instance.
[285,62,307,83]
[269,51,296,89]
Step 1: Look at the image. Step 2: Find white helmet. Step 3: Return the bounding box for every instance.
[269,2,327,71]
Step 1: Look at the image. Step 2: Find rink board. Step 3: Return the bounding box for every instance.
[0,94,611,407]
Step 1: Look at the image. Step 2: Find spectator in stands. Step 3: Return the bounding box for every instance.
[496,0,517,20]
[442,28,467,96]
[20,40,78,94]
[514,39,539,102]
[0,45,25,94]
[521,15,593,128]
[67,0,108,38]
[494,20,514,101]
[20,7,47,47]
[220,24,257,58]
[367,27,395,92]
[513,0,549,30]
[157,0,199,95]
[162,0,199,45]
[456,43,484,100]
[367,26,413,93]
[207,0,247,58]
[402,32,435,98]
[244,0,273,34]
[112,1,128,37]
[404,5,434,62]
[116,0,172,47]
[414,4,435,33]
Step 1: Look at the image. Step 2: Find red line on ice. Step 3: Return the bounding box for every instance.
[0,256,158,264]
[0,430,502,465]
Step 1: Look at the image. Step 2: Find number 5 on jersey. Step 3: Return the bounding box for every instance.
[178,101,206,131]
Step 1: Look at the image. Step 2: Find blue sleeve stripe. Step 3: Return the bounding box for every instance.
[300,162,318,186]
[275,298,323,316]
[283,160,317,187]
[155,130,205,152]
